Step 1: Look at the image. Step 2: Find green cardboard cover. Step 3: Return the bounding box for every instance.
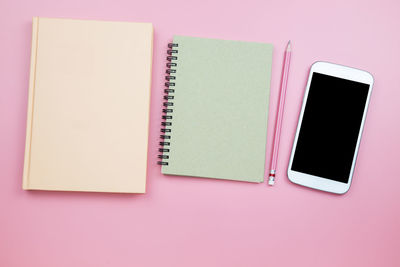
[162,36,273,182]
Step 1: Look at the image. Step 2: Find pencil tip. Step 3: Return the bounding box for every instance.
[287,40,291,51]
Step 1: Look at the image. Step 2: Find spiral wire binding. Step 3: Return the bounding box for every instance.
[158,43,178,166]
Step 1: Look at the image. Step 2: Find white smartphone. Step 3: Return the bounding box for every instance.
[287,62,373,194]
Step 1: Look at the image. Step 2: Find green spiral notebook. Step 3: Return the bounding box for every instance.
[158,36,273,183]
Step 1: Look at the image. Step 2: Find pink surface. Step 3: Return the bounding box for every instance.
[1,0,399,266]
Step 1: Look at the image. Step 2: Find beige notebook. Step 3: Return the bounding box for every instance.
[23,17,153,193]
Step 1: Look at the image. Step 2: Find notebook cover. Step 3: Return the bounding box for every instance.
[161,36,273,182]
[23,17,153,193]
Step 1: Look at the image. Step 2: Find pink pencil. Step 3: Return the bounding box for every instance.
[268,41,292,186]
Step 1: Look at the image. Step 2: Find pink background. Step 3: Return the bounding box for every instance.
[1,0,399,266]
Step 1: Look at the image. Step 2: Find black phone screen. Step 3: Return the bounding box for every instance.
[291,72,370,183]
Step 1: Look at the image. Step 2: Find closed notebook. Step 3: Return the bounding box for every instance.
[23,17,153,193]
[158,36,273,182]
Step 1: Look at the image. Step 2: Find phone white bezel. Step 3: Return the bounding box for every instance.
[287,61,374,194]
